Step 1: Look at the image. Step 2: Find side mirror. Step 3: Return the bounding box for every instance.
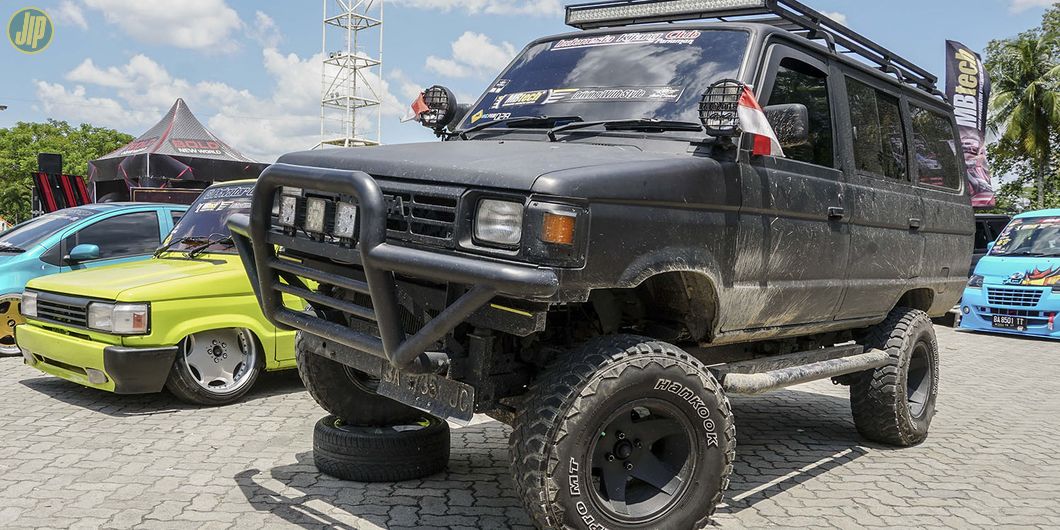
[986,241,995,252]
[65,244,100,263]
[417,85,460,135]
[763,103,809,148]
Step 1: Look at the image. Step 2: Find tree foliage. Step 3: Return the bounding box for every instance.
[0,120,132,223]
[985,8,1060,210]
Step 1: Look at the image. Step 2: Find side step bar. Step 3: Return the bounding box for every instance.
[711,344,890,395]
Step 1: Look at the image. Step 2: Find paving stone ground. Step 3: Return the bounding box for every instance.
[0,326,1057,529]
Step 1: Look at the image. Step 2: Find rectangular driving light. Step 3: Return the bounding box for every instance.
[305,197,328,233]
[566,0,767,29]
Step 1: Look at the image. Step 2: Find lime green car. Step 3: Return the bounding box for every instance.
[17,181,298,405]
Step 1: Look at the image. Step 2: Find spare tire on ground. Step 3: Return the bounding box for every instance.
[312,414,450,482]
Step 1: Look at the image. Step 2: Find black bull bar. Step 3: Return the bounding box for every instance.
[227,163,559,374]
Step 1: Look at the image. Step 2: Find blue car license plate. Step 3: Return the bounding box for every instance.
[992,315,1027,331]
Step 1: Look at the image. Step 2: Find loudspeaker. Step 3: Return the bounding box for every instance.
[38,153,63,174]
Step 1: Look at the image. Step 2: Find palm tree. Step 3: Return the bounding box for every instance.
[989,32,1060,208]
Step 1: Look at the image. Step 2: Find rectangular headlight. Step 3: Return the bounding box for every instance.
[20,292,37,318]
[334,202,358,239]
[88,302,149,334]
[305,197,328,233]
[475,199,524,247]
[566,0,766,28]
[279,195,299,227]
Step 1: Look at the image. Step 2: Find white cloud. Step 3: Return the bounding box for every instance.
[81,0,243,52]
[390,0,563,16]
[822,11,847,26]
[37,47,404,162]
[54,0,88,29]
[246,10,282,49]
[1010,0,1057,12]
[426,32,517,79]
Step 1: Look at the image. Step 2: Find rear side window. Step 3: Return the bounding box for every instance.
[63,211,161,260]
[846,77,906,180]
[767,59,835,167]
[910,105,962,190]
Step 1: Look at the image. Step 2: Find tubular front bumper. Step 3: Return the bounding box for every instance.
[227,163,559,374]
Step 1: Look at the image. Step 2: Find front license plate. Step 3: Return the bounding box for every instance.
[378,365,476,426]
[992,315,1027,331]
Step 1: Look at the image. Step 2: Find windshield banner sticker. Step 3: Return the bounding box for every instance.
[200,185,254,200]
[488,79,510,94]
[470,110,513,123]
[551,30,702,50]
[491,86,684,109]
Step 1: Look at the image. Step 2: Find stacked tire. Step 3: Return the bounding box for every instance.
[298,332,450,482]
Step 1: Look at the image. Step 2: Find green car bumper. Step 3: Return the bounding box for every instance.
[17,324,177,394]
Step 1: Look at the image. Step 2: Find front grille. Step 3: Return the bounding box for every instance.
[986,287,1044,308]
[36,298,88,327]
[382,188,459,243]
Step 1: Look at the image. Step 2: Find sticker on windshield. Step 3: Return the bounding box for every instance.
[200,185,254,200]
[470,110,512,123]
[488,79,510,94]
[195,198,251,213]
[491,86,684,108]
[551,30,702,51]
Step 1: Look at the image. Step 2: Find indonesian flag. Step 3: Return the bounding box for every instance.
[738,86,785,158]
[401,92,430,123]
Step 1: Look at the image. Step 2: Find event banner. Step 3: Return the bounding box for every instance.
[945,40,995,208]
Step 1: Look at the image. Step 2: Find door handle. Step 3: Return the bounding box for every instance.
[827,207,845,220]
[909,218,922,230]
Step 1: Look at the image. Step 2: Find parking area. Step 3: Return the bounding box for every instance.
[0,326,1057,529]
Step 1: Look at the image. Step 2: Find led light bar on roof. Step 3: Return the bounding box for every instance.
[566,0,767,29]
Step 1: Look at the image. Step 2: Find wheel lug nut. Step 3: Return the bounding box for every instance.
[606,453,615,462]
[624,462,633,471]
[617,431,626,440]
[634,440,642,448]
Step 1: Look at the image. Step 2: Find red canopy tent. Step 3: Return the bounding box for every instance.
[88,98,268,201]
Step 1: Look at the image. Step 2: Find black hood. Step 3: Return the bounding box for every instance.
[275,140,721,196]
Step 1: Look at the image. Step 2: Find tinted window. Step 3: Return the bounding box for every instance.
[64,212,161,260]
[0,208,95,252]
[846,77,906,179]
[171,210,184,225]
[164,184,254,254]
[460,30,750,127]
[767,58,834,167]
[910,105,962,190]
[974,221,990,251]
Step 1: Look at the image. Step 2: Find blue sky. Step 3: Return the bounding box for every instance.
[0,0,1055,162]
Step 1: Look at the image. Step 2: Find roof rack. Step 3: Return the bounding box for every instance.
[565,0,942,97]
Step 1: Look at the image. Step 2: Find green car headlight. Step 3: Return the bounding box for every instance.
[88,302,150,335]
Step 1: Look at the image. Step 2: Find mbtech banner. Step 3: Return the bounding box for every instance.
[945,40,996,209]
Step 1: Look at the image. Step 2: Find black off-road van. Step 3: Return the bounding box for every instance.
[229,0,973,527]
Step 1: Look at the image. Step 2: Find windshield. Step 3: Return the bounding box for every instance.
[163,183,254,254]
[990,216,1060,257]
[459,29,750,130]
[0,208,96,251]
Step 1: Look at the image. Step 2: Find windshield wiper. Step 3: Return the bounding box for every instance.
[458,115,584,140]
[154,236,207,258]
[547,118,703,142]
[0,244,25,253]
[186,235,234,259]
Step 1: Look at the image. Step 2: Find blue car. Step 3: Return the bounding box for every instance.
[0,203,187,354]
[960,209,1060,340]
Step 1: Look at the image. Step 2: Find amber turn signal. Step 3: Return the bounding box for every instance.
[541,212,576,245]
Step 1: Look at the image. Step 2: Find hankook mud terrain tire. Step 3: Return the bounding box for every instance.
[313,414,450,482]
[850,307,939,447]
[510,335,736,530]
[166,328,263,406]
[296,331,422,426]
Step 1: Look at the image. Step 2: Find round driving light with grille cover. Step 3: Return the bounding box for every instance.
[419,85,457,130]
[699,79,745,137]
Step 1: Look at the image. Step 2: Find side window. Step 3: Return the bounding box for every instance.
[40,243,63,266]
[974,221,990,251]
[63,212,161,260]
[767,58,835,167]
[910,105,962,190]
[171,210,184,225]
[846,77,906,180]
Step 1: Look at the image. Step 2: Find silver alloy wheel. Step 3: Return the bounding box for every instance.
[182,328,258,395]
[0,295,23,356]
